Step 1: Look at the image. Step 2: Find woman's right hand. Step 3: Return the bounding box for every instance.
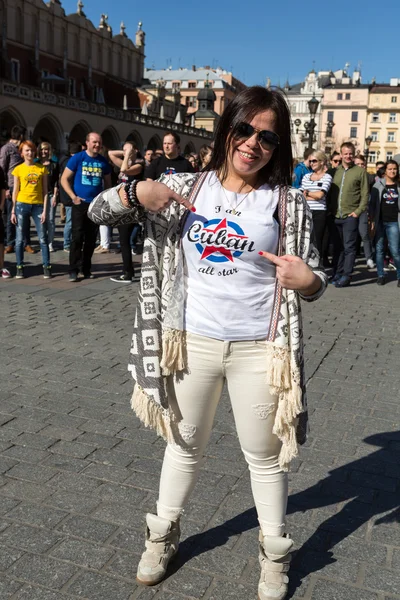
[11,212,17,225]
[119,181,196,213]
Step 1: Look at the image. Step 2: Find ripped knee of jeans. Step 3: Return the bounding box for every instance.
[252,403,276,420]
[177,421,197,443]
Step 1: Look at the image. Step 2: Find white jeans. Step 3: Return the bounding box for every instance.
[157,332,288,536]
[99,225,111,249]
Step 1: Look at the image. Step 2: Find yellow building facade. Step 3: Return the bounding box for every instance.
[365,83,400,166]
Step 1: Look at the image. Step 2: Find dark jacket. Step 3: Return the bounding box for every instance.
[369,178,400,230]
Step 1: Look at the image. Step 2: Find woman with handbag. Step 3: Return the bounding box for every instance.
[89,86,327,600]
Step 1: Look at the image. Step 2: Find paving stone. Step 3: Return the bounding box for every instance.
[50,538,115,569]
[0,456,19,474]
[76,431,120,449]
[5,502,68,528]
[66,570,136,599]
[50,439,97,459]
[164,566,213,598]
[2,445,50,464]
[12,432,58,450]
[0,523,63,553]
[57,515,119,542]
[41,453,87,473]
[0,496,20,516]
[0,545,25,570]
[310,579,380,600]
[6,462,59,484]
[7,553,78,589]
[83,462,131,483]
[13,585,76,599]
[363,564,400,595]
[0,479,53,502]
[91,502,144,527]
[0,577,24,598]
[45,489,101,514]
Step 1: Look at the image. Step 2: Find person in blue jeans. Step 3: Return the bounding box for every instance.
[369,160,400,287]
[59,141,81,252]
[11,141,51,279]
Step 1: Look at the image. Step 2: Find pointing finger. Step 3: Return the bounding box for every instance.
[258,251,286,266]
[173,192,196,212]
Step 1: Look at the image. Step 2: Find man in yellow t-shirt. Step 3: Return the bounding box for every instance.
[11,162,48,204]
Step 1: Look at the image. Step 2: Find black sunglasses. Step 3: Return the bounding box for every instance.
[309,159,319,164]
[332,159,341,163]
[233,122,280,150]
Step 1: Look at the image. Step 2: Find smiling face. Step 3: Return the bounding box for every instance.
[309,155,323,172]
[86,134,102,156]
[40,145,50,160]
[21,145,35,162]
[341,145,354,167]
[227,109,277,184]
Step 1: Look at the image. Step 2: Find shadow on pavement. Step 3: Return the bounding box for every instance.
[170,430,400,596]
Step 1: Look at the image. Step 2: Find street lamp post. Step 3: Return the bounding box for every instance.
[364,135,373,167]
[306,95,319,150]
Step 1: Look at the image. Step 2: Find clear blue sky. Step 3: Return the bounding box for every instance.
[63,0,398,86]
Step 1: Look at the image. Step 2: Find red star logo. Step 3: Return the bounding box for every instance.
[200,219,248,262]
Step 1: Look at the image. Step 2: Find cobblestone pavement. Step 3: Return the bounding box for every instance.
[0,234,399,599]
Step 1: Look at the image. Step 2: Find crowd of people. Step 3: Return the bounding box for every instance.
[0,125,212,282]
[0,123,398,289]
[293,143,400,287]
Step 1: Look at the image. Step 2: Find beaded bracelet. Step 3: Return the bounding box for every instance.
[123,180,146,220]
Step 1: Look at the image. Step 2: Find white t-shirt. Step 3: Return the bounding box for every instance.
[300,172,332,210]
[181,172,279,341]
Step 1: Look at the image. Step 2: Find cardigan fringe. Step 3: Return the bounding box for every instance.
[160,329,186,376]
[131,384,177,445]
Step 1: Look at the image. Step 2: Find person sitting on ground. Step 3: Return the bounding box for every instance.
[88,85,327,600]
[11,141,51,280]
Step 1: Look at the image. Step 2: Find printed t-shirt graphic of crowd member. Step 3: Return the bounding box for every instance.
[11,162,49,204]
[60,132,112,281]
[66,150,112,203]
[144,132,193,180]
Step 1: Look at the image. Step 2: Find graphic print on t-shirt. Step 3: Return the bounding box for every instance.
[186,217,256,263]
[81,160,104,187]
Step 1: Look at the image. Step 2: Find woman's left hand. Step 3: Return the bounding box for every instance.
[259,251,320,293]
[40,213,46,224]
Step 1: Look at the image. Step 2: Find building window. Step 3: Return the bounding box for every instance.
[392,96,397,103]
[10,59,20,83]
[387,131,395,142]
[368,151,376,164]
[188,82,196,89]
[41,69,50,91]
[350,127,357,138]
[68,77,76,97]
[186,96,197,108]
[345,93,351,100]
[371,131,378,142]
[387,151,393,160]
[327,111,334,122]
[172,82,180,90]
[351,111,358,122]
[337,93,343,100]
[372,113,379,122]
[389,113,397,123]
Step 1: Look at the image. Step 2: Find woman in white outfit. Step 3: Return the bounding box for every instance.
[89,86,327,600]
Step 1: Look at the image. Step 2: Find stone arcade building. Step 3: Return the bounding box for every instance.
[0,0,212,156]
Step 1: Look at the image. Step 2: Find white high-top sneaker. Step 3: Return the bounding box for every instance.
[136,513,180,586]
[258,532,293,600]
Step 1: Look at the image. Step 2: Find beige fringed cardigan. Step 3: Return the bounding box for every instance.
[88,172,327,470]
